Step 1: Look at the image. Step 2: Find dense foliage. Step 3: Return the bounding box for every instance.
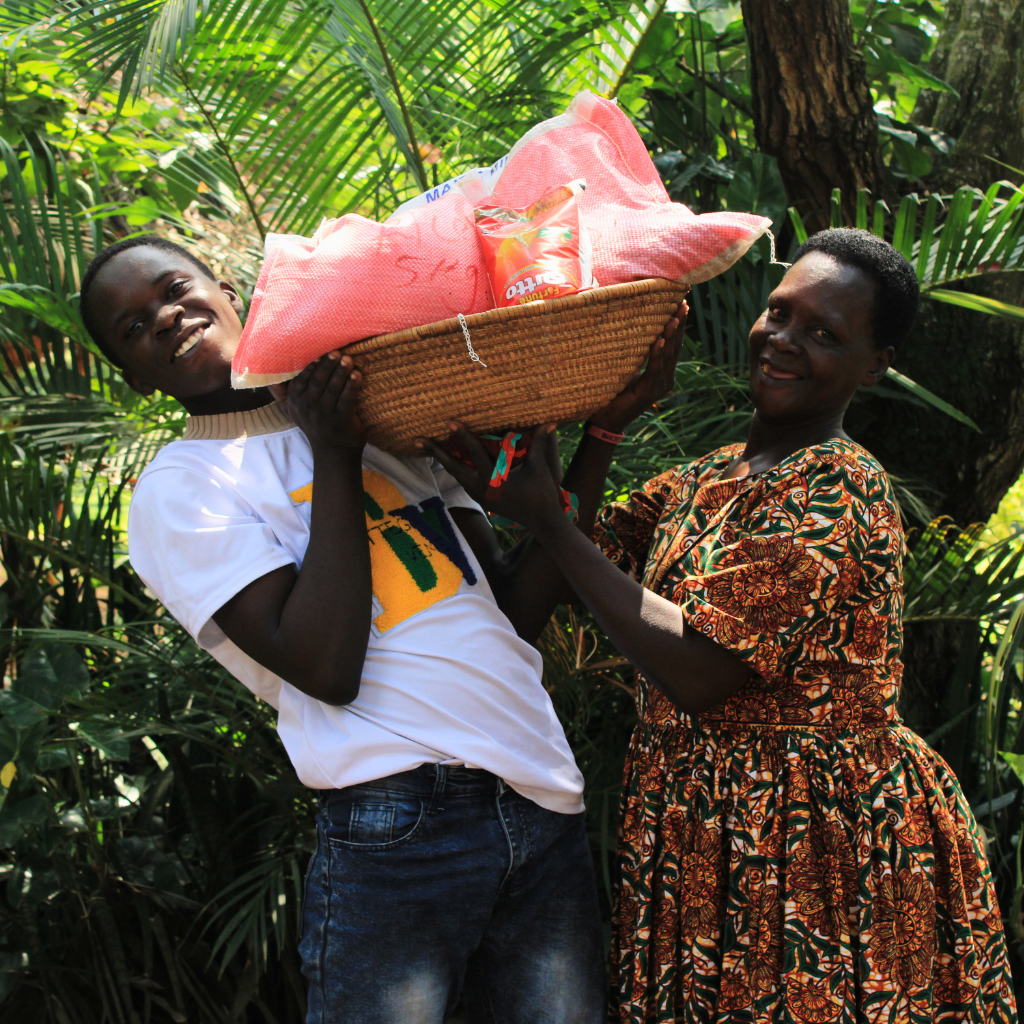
[1,0,1024,1019]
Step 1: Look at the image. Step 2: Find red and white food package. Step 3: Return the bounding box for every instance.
[473,179,592,308]
[231,93,772,388]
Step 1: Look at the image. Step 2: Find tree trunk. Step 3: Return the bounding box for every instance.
[739,0,896,232]
[858,0,1024,526]
[913,0,1024,192]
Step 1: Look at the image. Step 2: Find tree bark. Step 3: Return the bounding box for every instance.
[913,0,1024,192]
[857,0,1024,526]
[739,0,896,231]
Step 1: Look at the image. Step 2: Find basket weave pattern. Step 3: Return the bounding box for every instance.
[347,278,689,455]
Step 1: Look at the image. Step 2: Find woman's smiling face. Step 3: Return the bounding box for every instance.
[748,251,894,425]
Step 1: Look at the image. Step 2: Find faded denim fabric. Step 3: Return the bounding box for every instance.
[299,764,604,1024]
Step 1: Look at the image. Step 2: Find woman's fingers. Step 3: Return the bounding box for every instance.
[539,424,563,482]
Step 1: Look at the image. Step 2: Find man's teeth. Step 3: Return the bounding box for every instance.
[174,331,202,358]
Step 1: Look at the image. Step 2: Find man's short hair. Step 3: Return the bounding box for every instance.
[792,227,920,351]
[78,235,217,367]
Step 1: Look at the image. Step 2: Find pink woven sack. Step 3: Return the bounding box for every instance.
[231,93,771,388]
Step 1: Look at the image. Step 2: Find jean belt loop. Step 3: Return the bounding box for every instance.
[427,763,447,816]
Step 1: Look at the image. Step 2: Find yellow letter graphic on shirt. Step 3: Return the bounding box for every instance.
[289,471,466,632]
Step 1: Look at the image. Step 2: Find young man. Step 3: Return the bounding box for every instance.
[80,235,681,1024]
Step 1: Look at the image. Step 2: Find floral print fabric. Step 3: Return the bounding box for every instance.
[596,440,1017,1024]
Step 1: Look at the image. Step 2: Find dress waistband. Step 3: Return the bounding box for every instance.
[640,719,903,736]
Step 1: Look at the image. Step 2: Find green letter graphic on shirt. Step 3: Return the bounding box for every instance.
[289,471,468,632]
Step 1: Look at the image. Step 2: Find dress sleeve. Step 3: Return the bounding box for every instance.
[127,467,296,643]
[592,466,687,581]
[677,457,896,674]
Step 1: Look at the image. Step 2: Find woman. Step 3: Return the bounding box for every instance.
[425,229,1018,1023]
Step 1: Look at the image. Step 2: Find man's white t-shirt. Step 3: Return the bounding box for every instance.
[127,403,584,814]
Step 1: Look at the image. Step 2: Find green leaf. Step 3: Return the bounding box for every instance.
[725,152,786,226]
[0,795,49,848]
[892,54,959,96]
[787,207,808,245]
[0,285,86,342]
[0,691,50,728]
[927,288,1024,323]
[12,645,87,710]
[74,721,131,761]
[886,369,981,432]
[1001,750,1024,788]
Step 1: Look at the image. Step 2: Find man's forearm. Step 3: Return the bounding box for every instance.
[491,433,618,642]
[215,446,373,705]
[275,447,373,699]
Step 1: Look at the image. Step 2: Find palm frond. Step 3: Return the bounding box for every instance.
[904,517,1024,623]
[50,0,644,234]
[793,182,1024,321]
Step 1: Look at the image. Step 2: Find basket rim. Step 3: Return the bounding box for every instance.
[348,277,689,355]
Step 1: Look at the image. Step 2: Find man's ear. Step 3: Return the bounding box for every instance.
[120,367,155,397]
[220,280,244,316]
[863,345,895,387]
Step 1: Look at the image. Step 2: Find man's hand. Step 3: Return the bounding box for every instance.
[587,300,687,434]
[270,351,365,452]
[421,424,566,532]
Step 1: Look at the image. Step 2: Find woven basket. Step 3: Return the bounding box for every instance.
[347,278,689,456]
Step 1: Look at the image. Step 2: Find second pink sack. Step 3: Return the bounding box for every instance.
[232,93,771,388]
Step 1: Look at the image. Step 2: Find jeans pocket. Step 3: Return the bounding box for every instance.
[321,790,425,850]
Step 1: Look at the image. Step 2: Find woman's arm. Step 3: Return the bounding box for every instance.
[421,306,687,643]
[518,508,754,712]
[431,433,755,712]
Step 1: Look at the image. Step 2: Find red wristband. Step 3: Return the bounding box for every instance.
[585,422,625,445]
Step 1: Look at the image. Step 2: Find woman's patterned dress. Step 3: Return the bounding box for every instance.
[595,439,1017,1024]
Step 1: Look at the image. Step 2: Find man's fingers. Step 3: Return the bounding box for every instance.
[418,438,477,488]
[450,423,494,476]
[268,382,288,404]
[641,336,667,383]
[325,355,355,395]
[305,351,342,400]
[335,368,362,412]
[288,360,318,398]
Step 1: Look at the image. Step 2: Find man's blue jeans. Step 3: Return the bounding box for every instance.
[298,764,605,1023]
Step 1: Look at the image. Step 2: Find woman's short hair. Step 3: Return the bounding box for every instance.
[792,228,920,351]
[78,235,217,366]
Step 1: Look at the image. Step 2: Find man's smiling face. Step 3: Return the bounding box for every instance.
[89,246,244,401]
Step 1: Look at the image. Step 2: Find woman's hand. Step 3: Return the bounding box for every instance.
[419,423,565,531]
[587,300,688,433]
[270,351,366,453]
